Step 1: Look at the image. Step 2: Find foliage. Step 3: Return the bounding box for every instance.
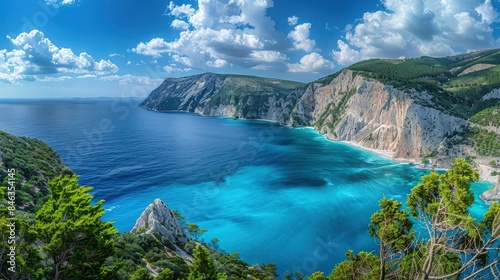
[469,105,500,127]
[315,89,356,130]
[329,250,380,280]
[318,159,500,280]
[306,271,327,280]
[469,127,500,156]
[157,268,175,280]
[368,197,414,279]
[131,268,154,280]
[35,175,118,280]
[188,223,208,240]
[188,245,218,280]
[0,130,73,211]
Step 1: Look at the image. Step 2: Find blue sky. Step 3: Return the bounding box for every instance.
[1,0,500,98]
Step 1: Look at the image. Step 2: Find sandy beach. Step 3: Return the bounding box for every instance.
[340,140,498,184]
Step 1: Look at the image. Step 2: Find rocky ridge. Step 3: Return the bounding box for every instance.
[131,198,191,260]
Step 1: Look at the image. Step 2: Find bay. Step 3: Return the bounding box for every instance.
[0,98,492,276]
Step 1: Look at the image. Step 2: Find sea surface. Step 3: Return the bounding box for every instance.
[0,98,493,276]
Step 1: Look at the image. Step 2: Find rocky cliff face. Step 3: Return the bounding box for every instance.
[131,198,188,245]
[306,70,469,162]
[141,70,470,166]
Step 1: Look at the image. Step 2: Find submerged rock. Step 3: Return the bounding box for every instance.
[130,198,188,245]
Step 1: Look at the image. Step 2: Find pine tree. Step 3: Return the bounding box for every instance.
[35,175,118,280]
[369,197,414,280]
[188,245,217,280]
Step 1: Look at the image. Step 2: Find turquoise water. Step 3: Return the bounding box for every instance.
[0,98,493,276]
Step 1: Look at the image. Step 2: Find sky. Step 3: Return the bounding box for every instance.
[1,0,500,98]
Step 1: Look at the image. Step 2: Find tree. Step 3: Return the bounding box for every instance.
[368,197,414,280]
[307,271,327,280]
[403,158,500,279]
[188,245,217,280]
[210,237,220,252]
[35,175,118,280]
[131,267,153,280]
[156,268,174,280]
[329,250,380,280]
[188,223,207,241]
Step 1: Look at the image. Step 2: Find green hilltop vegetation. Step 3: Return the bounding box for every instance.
[0,131,73,212]
[348,49,500,119]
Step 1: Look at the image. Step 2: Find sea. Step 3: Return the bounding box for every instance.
[0,98,493,276]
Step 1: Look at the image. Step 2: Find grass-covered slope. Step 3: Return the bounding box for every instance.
[0,130,72,211]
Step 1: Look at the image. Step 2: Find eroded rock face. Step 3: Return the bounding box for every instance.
[481,178,500,202]
[130,198,188,245]
[304,70,469,161]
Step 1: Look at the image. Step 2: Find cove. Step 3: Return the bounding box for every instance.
[0,98,492,276]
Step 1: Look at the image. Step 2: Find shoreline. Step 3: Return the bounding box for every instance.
[339,140,496,184]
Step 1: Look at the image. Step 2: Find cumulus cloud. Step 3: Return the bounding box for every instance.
[0,30,119,83]
[171,19,190,30]
[287,52,335,73]
[133,0,297,71]
[288,23,316,52]
[333,0,500,66]
[288,16,299,26]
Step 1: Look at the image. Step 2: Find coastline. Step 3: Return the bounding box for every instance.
[339,140,497,184]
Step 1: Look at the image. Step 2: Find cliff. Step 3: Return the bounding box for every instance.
[140,50,500,195]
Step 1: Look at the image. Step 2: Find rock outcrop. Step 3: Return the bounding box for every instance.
[131,198,188,245]
[480,178,500,203]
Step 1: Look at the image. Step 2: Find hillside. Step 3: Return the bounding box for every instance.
[0,130,72,211]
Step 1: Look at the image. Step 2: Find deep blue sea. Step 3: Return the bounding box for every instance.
[0,98,493,276]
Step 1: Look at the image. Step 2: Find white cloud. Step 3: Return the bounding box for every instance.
[287,52,334,73]
[133,0,293,72]
[100,74,164,86]
[167,1,196,18]
[163,65,192,73]
[171,19,190,30]
[288,16,299,26]
[109,53,124,57]
[44,0,78,8]
[288,23,316,52]
[332,40,360,66]
[77,74,97,79]
[131,38,172,58]
[127,61,131,65]
[333,0,500,66]
[0,30,119,83]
